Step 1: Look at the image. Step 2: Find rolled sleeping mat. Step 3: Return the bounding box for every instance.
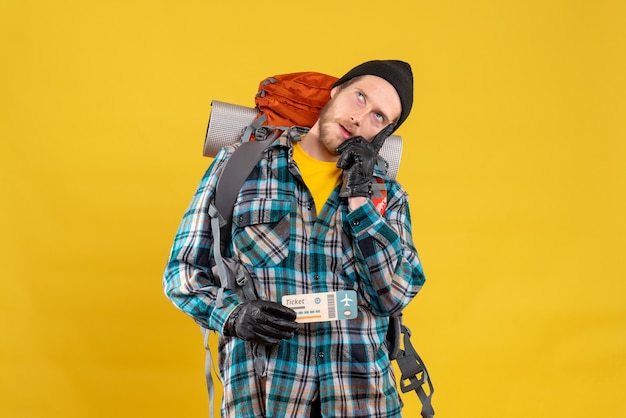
[203,100,403,179]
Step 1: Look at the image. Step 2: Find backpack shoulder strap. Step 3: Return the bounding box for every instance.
[214,139,272,218]
[203,140,273,418]
[214,139,272,249]
[209,139,270,308]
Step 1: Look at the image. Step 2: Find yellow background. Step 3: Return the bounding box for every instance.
[1,0,624,417]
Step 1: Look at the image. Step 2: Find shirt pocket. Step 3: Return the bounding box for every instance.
[232,198,291,267]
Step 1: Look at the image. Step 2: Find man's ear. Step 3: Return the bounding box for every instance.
[330,85,340,98]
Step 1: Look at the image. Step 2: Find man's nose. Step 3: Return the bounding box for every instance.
[349,111,366,126]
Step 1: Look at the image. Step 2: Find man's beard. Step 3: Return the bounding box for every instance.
[317,99,344,156]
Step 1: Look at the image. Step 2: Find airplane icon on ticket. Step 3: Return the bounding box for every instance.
[340,294,353,307]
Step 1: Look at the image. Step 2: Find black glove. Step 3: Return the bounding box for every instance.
[336,124,394,198]
[225,300,298,345]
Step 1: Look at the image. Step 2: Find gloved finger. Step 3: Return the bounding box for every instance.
[237,316,296,344]
[247,331,282,346]
[255,322,297,340]
[336,148,357,169]
[261,302,298,321]
[256,314,299,333]
[336,136,364,154]
[360,157,377,176]
[368,123,395,153]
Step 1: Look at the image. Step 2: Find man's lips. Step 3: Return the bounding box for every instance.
[339,124,353,139]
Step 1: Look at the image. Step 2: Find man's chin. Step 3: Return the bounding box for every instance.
[319,130,343,154]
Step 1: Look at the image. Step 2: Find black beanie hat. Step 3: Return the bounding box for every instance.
[333,60,414,131]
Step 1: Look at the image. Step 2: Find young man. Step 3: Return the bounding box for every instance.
[164,60,426,417]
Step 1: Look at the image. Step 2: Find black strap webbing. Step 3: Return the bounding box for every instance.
[396,324,435,418]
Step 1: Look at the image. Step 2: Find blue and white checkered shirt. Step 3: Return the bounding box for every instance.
[164,133,426,417]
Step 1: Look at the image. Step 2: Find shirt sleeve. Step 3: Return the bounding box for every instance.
[345,182,425,316]
[162,146,241,332]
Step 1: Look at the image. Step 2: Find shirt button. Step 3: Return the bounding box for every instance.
[314,274,319,280]
[318,351,324,358]
[352,220,360,226]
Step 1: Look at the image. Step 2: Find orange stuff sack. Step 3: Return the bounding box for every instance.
[254,72,339,129]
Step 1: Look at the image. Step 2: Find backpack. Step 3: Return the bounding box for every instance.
[203,72,435,418]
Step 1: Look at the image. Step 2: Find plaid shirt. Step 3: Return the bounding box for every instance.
[164,133,425,417]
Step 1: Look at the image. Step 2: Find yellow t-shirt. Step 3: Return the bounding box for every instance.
[292,142,342,214]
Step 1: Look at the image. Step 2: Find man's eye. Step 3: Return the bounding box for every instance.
[372,112,385,124]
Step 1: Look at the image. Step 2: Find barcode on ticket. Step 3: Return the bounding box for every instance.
[327,293,336,320]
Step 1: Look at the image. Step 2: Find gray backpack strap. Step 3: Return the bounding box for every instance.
[208,204,235,308]
[210,138,270,307]
[214,140,271,244]
[212,141,270,291]
[204,139,273,413]
[240,114,266,143]
[201,327,216,417]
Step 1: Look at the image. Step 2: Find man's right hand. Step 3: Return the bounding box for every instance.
[225,300,298,345]
[336,123,394,198]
